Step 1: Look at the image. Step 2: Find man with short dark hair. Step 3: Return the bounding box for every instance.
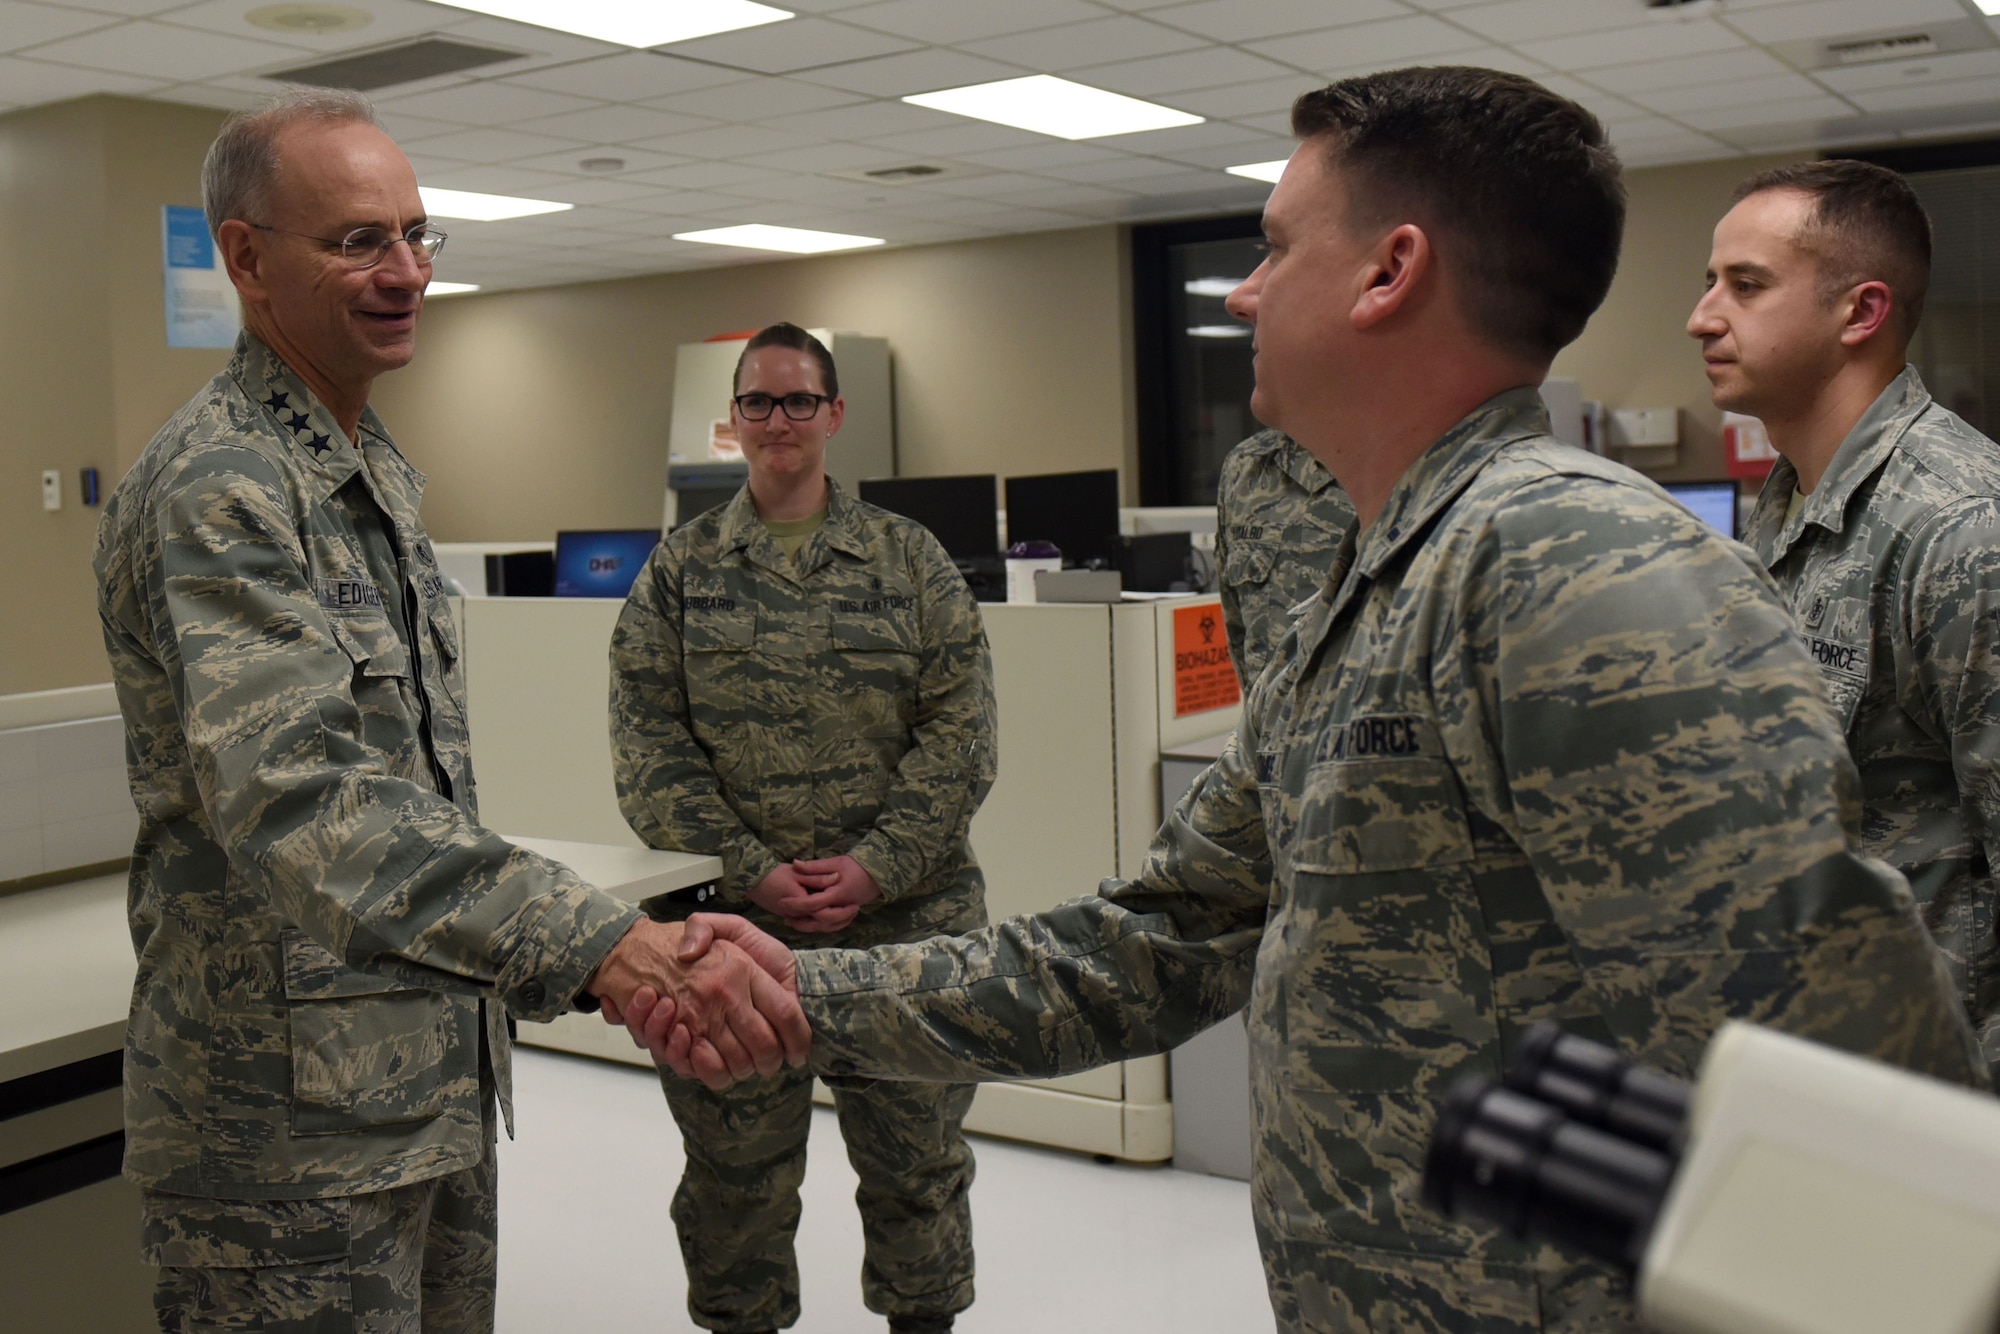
[95,89,807,1332]
[629,70,1984,1331]
[1690,158,2000,1074]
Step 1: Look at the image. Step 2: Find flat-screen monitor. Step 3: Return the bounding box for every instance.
[858,475,1000,560]
[554,529,660,598]
[1005,469,1121,568]
[1662,481,1739,539]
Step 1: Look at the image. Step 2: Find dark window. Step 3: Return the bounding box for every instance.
[1132,213,1266,506]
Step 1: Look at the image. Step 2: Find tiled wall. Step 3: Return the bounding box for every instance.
[0,714,136,883]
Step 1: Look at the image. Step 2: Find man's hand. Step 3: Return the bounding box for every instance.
[588,918,809,1088]
[785,855,882,934]
[606,914,811,1087]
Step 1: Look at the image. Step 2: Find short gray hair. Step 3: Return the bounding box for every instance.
[201,86,380,239]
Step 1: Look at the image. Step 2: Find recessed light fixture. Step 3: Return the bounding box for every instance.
[579,156,627,172]
[1977,0,2000,14]
[245,4,372,35]
[420,186,573,221]
[1187,324,1250,339]
[672,224,885,254]
[425,281,482,296]
[904,75,1201,141]
[1225,160,1288,184]
[424,0,792,49]
[1183,277,1241,298]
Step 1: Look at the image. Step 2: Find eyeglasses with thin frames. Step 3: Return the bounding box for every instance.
[249,222,448,269]
[733,392,833,422]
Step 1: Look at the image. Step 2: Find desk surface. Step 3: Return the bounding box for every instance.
[505,837,720,903]
[0,872,132,1085]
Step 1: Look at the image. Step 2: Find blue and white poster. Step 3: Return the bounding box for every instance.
[162,205,239,349]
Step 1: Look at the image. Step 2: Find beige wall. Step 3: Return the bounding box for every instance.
[1555,151,1800,480]
[0,96,229,696]
[371,224,1136,542]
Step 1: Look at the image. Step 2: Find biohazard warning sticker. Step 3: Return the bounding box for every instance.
[1173,604,1240,718]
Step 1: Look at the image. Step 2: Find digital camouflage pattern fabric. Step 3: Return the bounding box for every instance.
[611,478,995,1329]
[1214,428,1356,686]
[793,389,1987,1333]
[94,332,641,1200]
[1745,365,2000,1076]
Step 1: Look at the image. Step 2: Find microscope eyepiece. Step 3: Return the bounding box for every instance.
[1506,1023,1692,1155]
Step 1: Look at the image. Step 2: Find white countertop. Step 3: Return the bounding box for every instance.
[1160,729,1235,764]
[505,836,720,903]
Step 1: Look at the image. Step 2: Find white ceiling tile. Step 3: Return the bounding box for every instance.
[425,14,622,69]
[1605,114,1711,145]
[737,140,915,171]
[653,17,919,74]
[1036,154,1195,182]
[1817,49,2000,94]
[794,48,1025,97]
[1620,132,1741,166]
[1447,0,1649,44]
[1118,168,1263,197]
[1518,18,1745,71]
[1632,71,1833,116]
[415,163,578,193]
[404,152,475,176]
[1160,136,1298,169]
[615,187,746,214]
[0,53,164,102]
[837,0,1110,44]
[628,123,803,159]
[28,19,308,79]
[501,52,745,102]
[1077,45,1301,97]
[622,159,787,189]
[146,81,263,111]
[1570,46,1790,94]
[646,77,865,120]
[1004,182,1143,210]
[911,170,1070,198]
[758,99,960,139]
[959,16,1207,69]
[951,141,1126,169]
[0,1,123,55]
[527,177,676,205]
[920,204,1091,229]
[156,0,449,54]
[1533,75,1643,124]
[507,105,718,145]
[1168,75,1318,119]
[1845,77,2000,116]
[1231,111,1294,135]
[1675,93,1859,132]
[380,81,599,125]
[1090,118,1272,152]
[505,145,694,176]
[862,122,1048,156]
[1150,0,1409,43]
[395,126,587,161]
[1244,14,1487,71]
[41,0,189,13]
[1725,0,1969,45]
[721,173,905,206]
[378,112,471,142]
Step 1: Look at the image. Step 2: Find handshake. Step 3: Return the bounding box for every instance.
[591,913,810,1089]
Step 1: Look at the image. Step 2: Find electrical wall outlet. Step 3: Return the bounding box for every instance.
[41,470,61,511]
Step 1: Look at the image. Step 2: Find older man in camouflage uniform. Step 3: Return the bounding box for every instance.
[1214,428,1355,686]
[95,90,806,1332]
[1692,160,2000,1076]
[627,70,1986,1334]
[611,323,995,1334]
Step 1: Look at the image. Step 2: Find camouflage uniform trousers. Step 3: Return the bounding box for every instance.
[662,1064,977,1332]
[142,1086,498,1333]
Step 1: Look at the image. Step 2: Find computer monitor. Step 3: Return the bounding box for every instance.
[858,475,1000,560]
[1005,469,1121,568]
[1661,481,1739,539]
[553,529,660,598]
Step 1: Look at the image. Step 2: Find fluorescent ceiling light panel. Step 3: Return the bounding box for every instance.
[1187,324,1250,339]
[1976,0,2000,14]
[904,75,1201,142]
[673,224,885,254]
[425,281,482,296]
[424,0,792,48]
[1225,160,1288,184]
[1183,277,1241,298]
[420,187,573,221]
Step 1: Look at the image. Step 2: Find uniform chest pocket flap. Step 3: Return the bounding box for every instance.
[1223,541,1277,588]
[1291,756,1475,875]
[281,928,447,1136]
[682,605,756,652]
[325,611,411,680]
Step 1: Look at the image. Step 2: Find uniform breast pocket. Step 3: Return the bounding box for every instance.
[829,615,920,737]
[325,611,411,682]
[281,928,448,1136]
[1223,541,1278,591]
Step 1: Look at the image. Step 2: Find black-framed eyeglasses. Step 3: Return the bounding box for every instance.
[733,392,832,422]
[250,222,448,269]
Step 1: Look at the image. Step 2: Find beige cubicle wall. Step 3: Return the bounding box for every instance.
[458,593,1239,1162]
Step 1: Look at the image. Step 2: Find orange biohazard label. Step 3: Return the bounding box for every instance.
[1173,604,1240,718]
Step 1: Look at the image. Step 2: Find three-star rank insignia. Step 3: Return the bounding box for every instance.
[266,387,334,459]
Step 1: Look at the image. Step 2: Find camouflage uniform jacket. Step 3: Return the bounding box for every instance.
[1214,429,1355,685]
[610,478,996,947]
[1746,365,2000,1072]
[795,389,1985,1331]
[94,333,641,1199]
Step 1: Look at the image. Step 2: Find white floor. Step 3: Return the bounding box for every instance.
[496,1048,1275,1333]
